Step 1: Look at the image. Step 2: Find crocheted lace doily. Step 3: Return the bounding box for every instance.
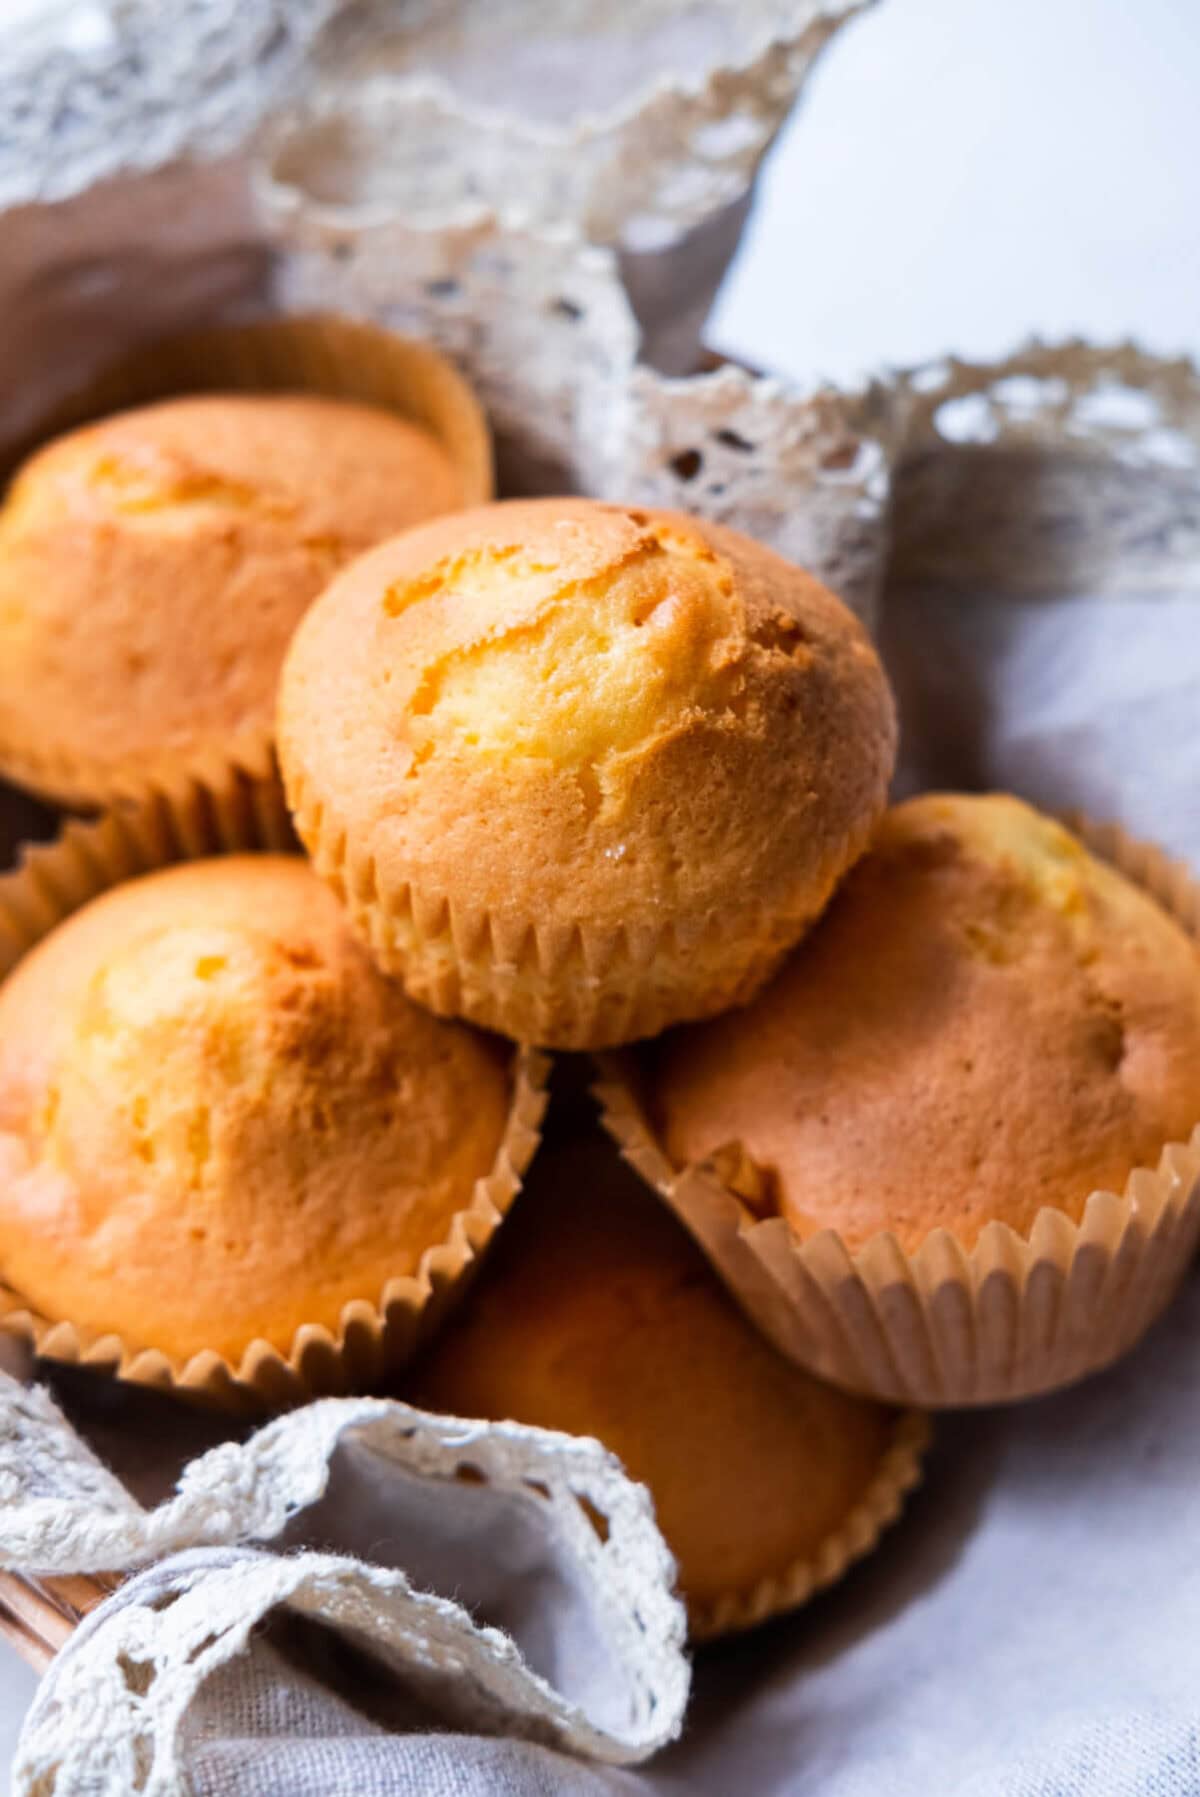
[265,0,863,247]
[3,1377,689,1789]
[0,0,341,209]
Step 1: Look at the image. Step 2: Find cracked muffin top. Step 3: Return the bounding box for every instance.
[0,394,467,804]
[645,793,1200,1252]
[0,855,513,1362]
[277,497,897,1048]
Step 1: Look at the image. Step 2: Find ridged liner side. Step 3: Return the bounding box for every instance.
[688,1407,930,1640]
[288,758,885,1051]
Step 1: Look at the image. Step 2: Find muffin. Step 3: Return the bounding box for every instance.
[406,1141,927,1638]
[278,497,897,1048]
[0,393,470,806]
[649,793,1200,1251]
[0,852,536,1384]
[603,794,1200,1404]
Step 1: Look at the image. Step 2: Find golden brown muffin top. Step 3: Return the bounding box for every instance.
[406,1141,898,1616]
[650,793,1200,1254]
[0,856,513,1362]
[278,497,896,977]
[0,394,466,800]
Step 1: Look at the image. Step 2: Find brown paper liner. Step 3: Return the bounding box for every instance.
[0,774,548,1414]
[289,758,884,1050]
[597,814,1200,1408]
[689,1407,930,1641]
[0,312,493,809]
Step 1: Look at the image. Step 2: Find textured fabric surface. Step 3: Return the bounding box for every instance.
[184,1634,646,1797]
[6,1395,689,1790]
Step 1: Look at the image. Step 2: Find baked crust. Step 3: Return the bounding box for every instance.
[651,793,1200,1252]
[0,854,513,1360]
[0,394,466,803]
[278,497,897,1047]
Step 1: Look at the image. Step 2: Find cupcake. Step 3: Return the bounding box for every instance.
[278,497,897,1048]
[405,1141,928,1639]
[602,794,1200,1405]
[0,392,471,806]
[0,845,545,1402]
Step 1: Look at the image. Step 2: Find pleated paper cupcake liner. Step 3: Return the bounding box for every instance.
[0,774,548,1414]
[287,759,884,1050]
[689,1407,930,1641]
[0,311,493,811]
[597,814,1200,1408]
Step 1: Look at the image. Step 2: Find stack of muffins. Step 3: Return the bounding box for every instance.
[0,314,1198,1638]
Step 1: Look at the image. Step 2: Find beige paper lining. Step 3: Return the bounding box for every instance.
[0,312,493,809]
[287,759,885,1051]
[597,814,1200,1409]
[0,775,548,1414]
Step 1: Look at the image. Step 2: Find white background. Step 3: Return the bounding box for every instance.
[712,0,1200,384]
[3,0,1200,1771]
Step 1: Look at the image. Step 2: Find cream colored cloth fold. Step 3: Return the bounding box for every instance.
[2,1378,690,1794]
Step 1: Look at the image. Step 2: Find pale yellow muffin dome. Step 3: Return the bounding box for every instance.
[406,1143,923,1636]
[0,394,468,805]
[0,855,515,1363]
[648,793,1200,1254]
[278,497,897,1048]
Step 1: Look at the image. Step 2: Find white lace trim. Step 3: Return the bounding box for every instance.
[259,0,864,247]
[3,1378,689,1785]
[0,0,343,209]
